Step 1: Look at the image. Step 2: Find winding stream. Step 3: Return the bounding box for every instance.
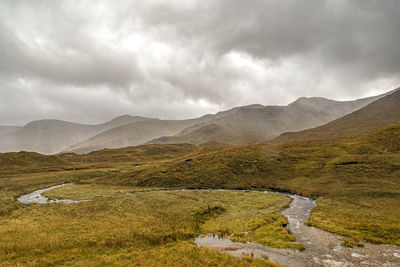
[18,185,400,267]
[17,184,90,204]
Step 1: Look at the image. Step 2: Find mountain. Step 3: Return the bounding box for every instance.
[275,89,400,143]
[69,92,386,154]
[0,115,150,154]
[0,126,21,137]
[0,89,396,154]
[147,91,393,145]
[64,117,213,154]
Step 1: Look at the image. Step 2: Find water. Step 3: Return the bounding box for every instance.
[17,184,88,204]
[195,192,400,267]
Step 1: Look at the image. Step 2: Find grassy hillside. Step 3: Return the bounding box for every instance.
[0,144,198,175]
[61,143,198,165]
[0,151,70,175]
[276,89,400,143]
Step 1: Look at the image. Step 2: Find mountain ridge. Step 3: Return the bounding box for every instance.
[275,88,400,143]
[147,89,395,146]
[0,88,397,154]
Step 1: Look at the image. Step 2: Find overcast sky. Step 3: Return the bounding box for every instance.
[1,0,399,125]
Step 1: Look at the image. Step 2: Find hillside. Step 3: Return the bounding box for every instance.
[276,89,400,143]
[65,117,212,154]
[148,91,391,145]
[0,115,150,154]
[0,151,69,175]
[0,126,20,137]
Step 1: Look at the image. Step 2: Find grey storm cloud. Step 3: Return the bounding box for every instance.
[0,0,399,125]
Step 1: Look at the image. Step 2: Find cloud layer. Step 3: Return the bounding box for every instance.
[1,0,399,125]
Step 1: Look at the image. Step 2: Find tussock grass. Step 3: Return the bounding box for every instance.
[1,243,279,266]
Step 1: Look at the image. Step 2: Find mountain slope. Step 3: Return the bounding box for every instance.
[0,115,150,154]
[0,126,21,137]
[0,89,396,154]
[148,91,393,145]
[276,89,400,143]
[65,117,213,154]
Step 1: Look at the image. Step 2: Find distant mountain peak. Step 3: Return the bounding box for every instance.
[290,96,333,105]
[24,119,80,128]
[109,115,134,122]
[242,104,265,109]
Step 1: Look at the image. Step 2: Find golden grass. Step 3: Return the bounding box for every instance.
[0,190,288,266]
[1,243,280,267]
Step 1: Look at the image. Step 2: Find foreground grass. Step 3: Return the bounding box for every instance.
[1,242,279,267]
[0,190,288,266]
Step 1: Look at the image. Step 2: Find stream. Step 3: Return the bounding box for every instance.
[18,185,400,267]
[17,184,90,204]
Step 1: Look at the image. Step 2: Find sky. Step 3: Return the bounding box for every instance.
[0,0,399,125]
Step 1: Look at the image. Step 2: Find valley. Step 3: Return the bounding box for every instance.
[0,90,399,266]
[2,2,399,266]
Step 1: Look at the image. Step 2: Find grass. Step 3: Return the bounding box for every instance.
[0,190,287,266]
[1,243,279,266]
[200,192,302,250]
[43,187,298,249]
